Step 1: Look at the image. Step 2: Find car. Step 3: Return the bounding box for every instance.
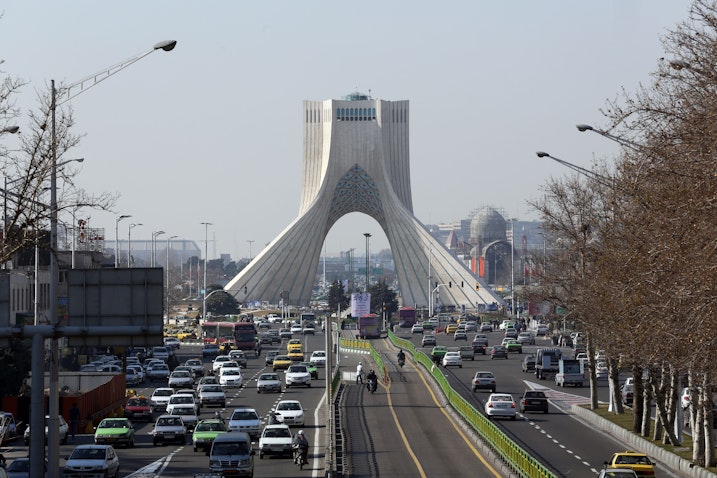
[168,404,198,430]
[256,372,283,393]
[168,369,193,388]
[184,358,205,378]
[198,384,227,407]
[680,387,690,410]
[471,371,497,393]
[604,451,656,477]
[125,368,141,386]
[167,393,199,415]
[146,362,170,381]
[300,361,319,379]
[431,345,448,362]
[503,339,523,353]
[227,408,261,439]
[480,322,493,332]
[285,364,312,387]
[152,415,187,446]
[422,334,437,347]
[302,325,316,335]
[597,468,639,477]
[265,350,279,366]
[228,349,248,367]
[471,335,488,354]
[97,364,122,373]
[427,317,439,328]
[24,414,68,445]
[94,418,135,448]
[279,328,293,339]
[499,320,514,331]
[621,383,634,406]
[504,327,519,339]
[489,345,509,359]
[273,400,305,426]
[5,456,47,477]
[290,323,303,334]
[0,411,19,445]
[309,350,327,367]
[519,390,549,414]
[517,332,535,345]
[124,396,152,422]
[596,361,609,380]
[202,343,221,357]
[445,324,458,335]
[150,388,175,413]
[287,349,305,361]
[177,329,197,341]
[442,351,463,368]
[197,375,219,386]
[63,445,120,478]
[287,338,303,352]
[164,337,181,350]
[257,319,272,329]
[126,364,145,383]
[521,355,536,372]
[411,324,424,334]
[192,418,227,452]
[464,320,478,332]
[273,354,293,371]
[259,333,274,345]
[421,321,434,331]
[266,329,282,343]
[152,346,171,360]
[212,355,233,373]
[484,393,517,420]
[219,366,244,388]
[258,424,294,459]
[536,325,548,336]
[453,330,468,341]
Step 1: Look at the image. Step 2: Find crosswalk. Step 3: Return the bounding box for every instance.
[524,380,595,410]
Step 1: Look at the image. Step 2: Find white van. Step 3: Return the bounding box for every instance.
[208,431,255,476]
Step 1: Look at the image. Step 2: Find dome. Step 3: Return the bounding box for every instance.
[470,207,506,244]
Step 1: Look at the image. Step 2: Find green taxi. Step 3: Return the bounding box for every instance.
[94,418,135,448]
[503,339,523,353]
[192,418,228,452]
[431,345,448,362]
[299,361,318,379]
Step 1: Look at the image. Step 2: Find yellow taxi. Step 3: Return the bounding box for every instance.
[287,339,303,353]
[287,349,304,361]
[445,324,458,335]
[272,354,293,371]
[177,329,197,341]
[605,451,656,477]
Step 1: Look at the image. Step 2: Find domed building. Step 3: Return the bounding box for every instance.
[469,207,511,286]
[470,207,507,245]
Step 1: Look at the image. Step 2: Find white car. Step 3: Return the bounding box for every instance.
[146,362,170,381]
[126,364,145,383]
[256,372,282,393]
[285,364,312,388]
[212,355,233,373]
[168,370,193,388]
[411,324,424,334]
[485,393,517,420]
[219,366,244,388]
[151,346,170,361]
[198,384,227,407]
[273,400,305,427]
[167,393,200,415]
[152,415,187,446]
[63,444,120,478]
[166,404,198,430]
[184,358,205,378]
[227,408,261,439]
[150,388,175,413]
[125,368,141,386]
[309,350,327,367]
[442,351,463,368]
[164,337,181,350]
[24,414,69,445]
[258,424,293,459]
[290,323,303,334]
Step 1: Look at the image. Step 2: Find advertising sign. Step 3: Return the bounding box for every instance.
[350,292,371,317]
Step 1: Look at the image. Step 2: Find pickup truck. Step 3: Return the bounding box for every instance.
[457,345,475,361]
[431,346,448,363]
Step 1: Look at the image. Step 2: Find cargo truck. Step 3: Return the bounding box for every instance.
[535,347,562,380]
[554,358,585,387]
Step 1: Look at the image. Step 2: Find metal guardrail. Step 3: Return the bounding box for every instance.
[386,331,557,478]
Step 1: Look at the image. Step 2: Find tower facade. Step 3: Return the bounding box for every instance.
[225,94,503,309]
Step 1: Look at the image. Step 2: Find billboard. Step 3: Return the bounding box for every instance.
[66,268,164,347]
[350,292,371,318]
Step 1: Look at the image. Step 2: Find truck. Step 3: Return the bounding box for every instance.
[535,347,562,380]
[555,359,585,387]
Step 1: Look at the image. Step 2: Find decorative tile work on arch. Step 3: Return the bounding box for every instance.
[328,164,386,225]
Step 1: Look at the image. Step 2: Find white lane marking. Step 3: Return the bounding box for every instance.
[313,388,327,478]
[125,448,182,477]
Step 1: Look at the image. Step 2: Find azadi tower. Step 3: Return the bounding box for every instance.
[225,93,503,310]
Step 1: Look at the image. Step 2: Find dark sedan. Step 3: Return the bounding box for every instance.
[489,345,509,359]
[519,390,549,414]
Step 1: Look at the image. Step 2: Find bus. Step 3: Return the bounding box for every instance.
[231,321,257,350]
[300,312,316,326]
[202,321,257,350]
[397,307,417,328]
[358,313,381,339]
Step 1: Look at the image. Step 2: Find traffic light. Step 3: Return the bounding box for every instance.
[448,281,452,288]
[244,286,248,294]
[475,283,480,291]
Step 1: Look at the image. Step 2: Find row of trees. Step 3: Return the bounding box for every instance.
[527,0,716,466]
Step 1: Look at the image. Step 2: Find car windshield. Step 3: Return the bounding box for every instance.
[277,402,301,411]
[70,448,106,460]
[158,417,182,427]
[212,442,249,455]
[154,390,173,397]
[222,369,240,376]
[231,411,258,420]
[173,408,194,416]
[197,421,226,432]
[264,427,291,438]
[476,372,494,378]
[7,459,31,472]
[202,386,223,393]
[289,366,307,373]
[99,420,128,429]
[615,455,651,465]
[127,398,149,406]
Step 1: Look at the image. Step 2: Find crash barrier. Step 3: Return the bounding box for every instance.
[388,331,557,478]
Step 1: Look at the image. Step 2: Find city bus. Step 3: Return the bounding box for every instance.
[397,307,417,328]
[358,313,381,339]
[231,321,257,350]
[202,321,256,350]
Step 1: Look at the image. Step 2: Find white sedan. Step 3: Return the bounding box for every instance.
[273,400,305,426]
[485,393,517,420]
[285,364,311,388]
[219,367,244,388]
[309,350,326,367]
[411,324,424,334]
[441,351,463,368]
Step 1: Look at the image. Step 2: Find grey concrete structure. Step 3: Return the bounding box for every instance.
[225,93,503,309]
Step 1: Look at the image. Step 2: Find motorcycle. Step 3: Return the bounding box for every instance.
[398,358,405,368]
[293,445,308,470]
[367,378,377,394]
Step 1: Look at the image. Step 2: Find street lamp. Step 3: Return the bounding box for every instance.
[166,235,178,319]
[1,126,19,134]
[535,151,616,190]
[201,222,212,321]
[114,215,131,267]
[42,40,177,478]
[575,124,642,152]
[128,223,142,268]
[151,230,165,267]
[247,239,254,261]
[363,233,371,292]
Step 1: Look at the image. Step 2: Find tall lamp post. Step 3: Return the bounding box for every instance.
[201,222,212,321]
[166,235,178,319]
[363,233,371,292]
[40,40,177,478]
[114,215,131,267]
[128,223,142,268]
[151,230,165,267]
[247,239,254,261]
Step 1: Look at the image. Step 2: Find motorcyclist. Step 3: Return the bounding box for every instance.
[366,369,378,392]
[397,349,406,363]
[292,429,309,465]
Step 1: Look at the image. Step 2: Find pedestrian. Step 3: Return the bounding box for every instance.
[356,362,364,384]
[69,402,80,441]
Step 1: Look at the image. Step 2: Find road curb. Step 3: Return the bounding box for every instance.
[571,404,717,478]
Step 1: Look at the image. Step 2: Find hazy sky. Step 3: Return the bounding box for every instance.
[0,1,693,260]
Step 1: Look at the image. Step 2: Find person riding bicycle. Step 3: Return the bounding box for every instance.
[292,429,309,465]
[397,349,406,362]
